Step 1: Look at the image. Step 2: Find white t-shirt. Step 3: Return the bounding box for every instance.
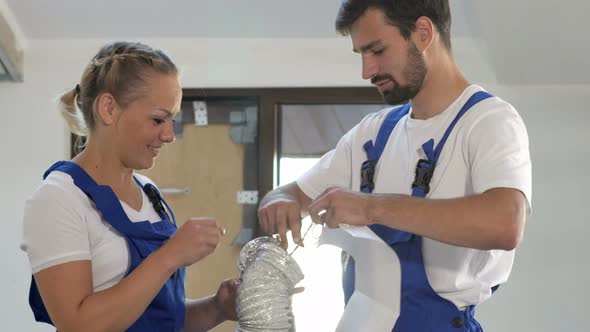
[21,170,163,292]
[297,85,532,309]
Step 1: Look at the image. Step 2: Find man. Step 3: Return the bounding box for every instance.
[258,1,531,331]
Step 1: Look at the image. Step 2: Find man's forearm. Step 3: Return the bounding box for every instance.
[368,188,526,250]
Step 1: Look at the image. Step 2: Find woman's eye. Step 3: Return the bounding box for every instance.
[153,118,165,125]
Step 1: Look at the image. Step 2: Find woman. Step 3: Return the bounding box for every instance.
[21,41,238,331]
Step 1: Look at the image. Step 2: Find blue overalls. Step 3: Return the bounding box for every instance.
[28,161,186,331]
[343,91,494,331]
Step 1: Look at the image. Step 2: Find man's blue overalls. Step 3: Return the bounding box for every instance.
[343,91,495,331]
[28,161,186,331]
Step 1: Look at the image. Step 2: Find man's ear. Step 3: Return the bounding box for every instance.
[96,93,118,125]
[413,16,435,52]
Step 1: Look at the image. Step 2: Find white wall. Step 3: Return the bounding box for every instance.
[0,36,370,332]
[1,41,73,332]
[1,38,588,331]
[476,84,590,331]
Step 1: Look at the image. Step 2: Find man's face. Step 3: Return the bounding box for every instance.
[350,8,427,105]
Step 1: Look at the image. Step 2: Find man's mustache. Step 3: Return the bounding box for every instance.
[371,74,394,85]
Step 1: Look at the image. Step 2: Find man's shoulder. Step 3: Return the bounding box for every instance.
[466,86,518,115]
[459,87,522,130]
[338,105,409,147]
[357,104,408,129]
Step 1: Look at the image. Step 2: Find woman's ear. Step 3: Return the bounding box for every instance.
[96,93,118,125]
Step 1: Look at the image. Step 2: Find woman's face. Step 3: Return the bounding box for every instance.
[113,72,182,170]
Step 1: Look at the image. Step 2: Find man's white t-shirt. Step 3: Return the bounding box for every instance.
[297,85,532,309]
[21,170,163,291]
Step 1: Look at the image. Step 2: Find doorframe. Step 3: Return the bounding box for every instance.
[182,87,383,208]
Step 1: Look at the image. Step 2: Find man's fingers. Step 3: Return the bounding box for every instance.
[309,191,332,225]
[292,286,305,295]
[308,202,322,224]
[275,207,289,249]
[313,187,335,204]
[258,209,269,234]
[309,204,329,225]
[324,209,338,228]
[288,209,303,245]
[268,209,277,235]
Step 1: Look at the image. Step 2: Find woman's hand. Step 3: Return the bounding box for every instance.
[214,279,239,321]
[162,217,225,269]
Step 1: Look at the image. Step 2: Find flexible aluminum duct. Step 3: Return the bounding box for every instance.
[237,237,304,332]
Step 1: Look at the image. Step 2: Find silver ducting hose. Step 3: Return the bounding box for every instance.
[236,237,304,332]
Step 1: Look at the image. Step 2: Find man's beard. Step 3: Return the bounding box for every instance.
[374,42,427,105]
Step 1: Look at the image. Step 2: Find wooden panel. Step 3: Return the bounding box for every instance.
[181,87,384,229]
[140,123,242,332]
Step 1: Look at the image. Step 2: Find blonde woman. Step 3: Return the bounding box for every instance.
[21,41,237,332]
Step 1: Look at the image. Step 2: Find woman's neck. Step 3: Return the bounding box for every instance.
[73,141,134,190]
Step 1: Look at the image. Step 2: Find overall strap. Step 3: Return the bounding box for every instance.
[46,161,171,241]
[36,161,185,330]
[136,179,177,225]
[411,91,493,198]
[361,104,412,244]
[361,104,411,193]
[363,103,412,162]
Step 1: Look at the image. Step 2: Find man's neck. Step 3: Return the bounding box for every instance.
[410,56,470,120]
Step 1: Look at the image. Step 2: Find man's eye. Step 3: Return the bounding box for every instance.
[373,49,384,55]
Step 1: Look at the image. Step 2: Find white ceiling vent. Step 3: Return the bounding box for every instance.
[0,8,23,82]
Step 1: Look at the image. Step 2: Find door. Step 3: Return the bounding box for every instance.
[140,102,249,332]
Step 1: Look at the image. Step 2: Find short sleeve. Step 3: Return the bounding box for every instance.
[297,127,356,200]
[467,100,532,212]
[21,182,91,273]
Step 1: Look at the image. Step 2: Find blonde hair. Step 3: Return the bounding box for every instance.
[58,41,178,137]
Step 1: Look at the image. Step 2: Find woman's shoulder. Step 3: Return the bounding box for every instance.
[26,170,90,211]
[31,171,76,198]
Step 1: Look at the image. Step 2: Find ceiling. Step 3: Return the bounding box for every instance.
[4,0,590,85]
[2,0,474,39]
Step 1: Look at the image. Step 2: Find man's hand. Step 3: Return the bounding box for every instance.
[308,187,376,228]
[258,195,303,249]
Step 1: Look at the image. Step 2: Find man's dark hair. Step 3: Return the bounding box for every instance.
[336,0,452,49]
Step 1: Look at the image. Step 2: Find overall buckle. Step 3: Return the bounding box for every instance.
[360,160,377,193]
[412,159,435,194]
[144,183,167,220]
